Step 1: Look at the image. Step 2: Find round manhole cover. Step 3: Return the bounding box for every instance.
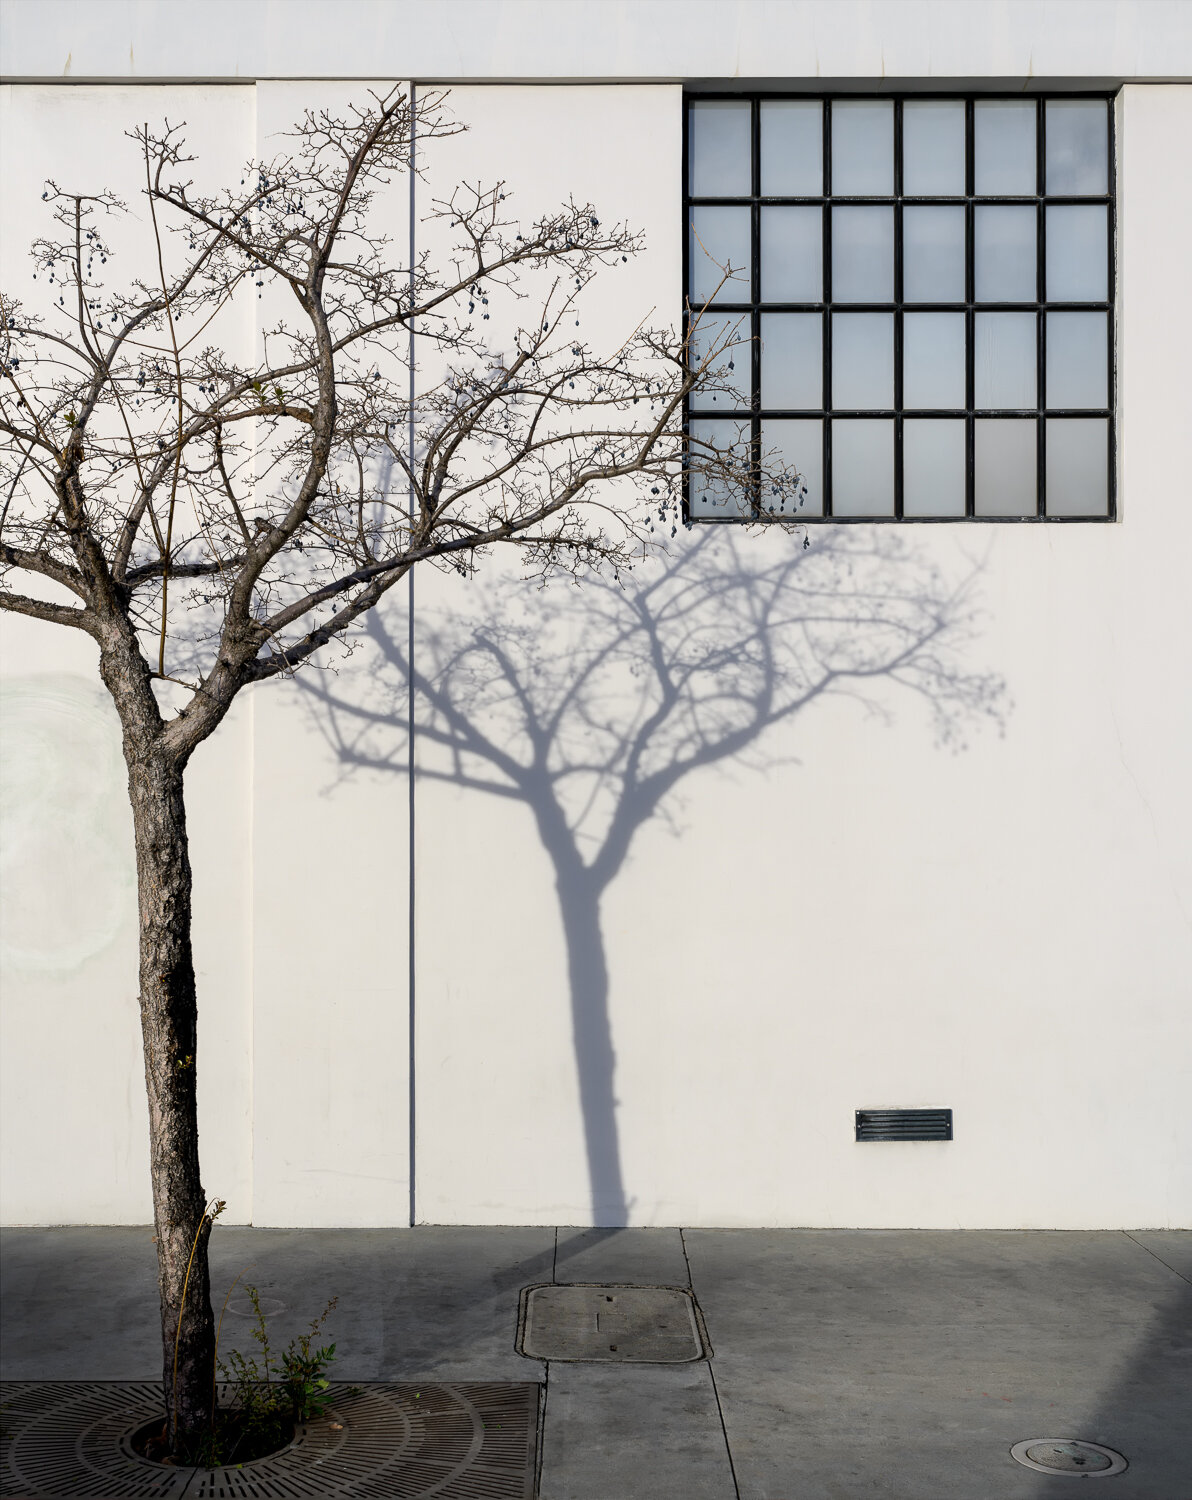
[1011,1438,1128,1477]
[227,1295,286,1316]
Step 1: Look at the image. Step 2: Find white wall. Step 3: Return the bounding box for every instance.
[0,81,413,1229]
[2,0,1191,84]
[408,83,686,1227]
[246,82,413,1228]
[0,84,258,1224]
[1,12,1189,1230]
[406,84,1192,1231]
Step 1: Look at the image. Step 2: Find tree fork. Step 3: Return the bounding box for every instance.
[1,87,748,1447]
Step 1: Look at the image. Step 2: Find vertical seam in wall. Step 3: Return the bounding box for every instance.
[246,678,256,1223]
[407,80,417,1230]
[248,78,259,1227]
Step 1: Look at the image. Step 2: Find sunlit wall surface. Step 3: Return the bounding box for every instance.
[1,1,1190,1230]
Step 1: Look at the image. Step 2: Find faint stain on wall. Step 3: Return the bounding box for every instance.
[0,675,134,974]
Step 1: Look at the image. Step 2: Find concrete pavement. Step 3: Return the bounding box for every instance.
[1,1226,1189,1499]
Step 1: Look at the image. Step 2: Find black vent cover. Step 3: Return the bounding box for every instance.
[855,1108,953,1142]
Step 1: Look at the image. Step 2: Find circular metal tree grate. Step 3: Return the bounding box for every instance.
[0,1381,540,1498]
[1010,1438,1129,1478]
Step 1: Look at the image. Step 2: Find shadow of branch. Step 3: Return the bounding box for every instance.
[299,527,1008,1225]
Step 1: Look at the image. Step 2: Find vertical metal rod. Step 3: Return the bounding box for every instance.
[681,100,691,521]
[407,81,418,1230]
[1107,96,1117,520]
[751,96,761,515]
[893,99,904,519]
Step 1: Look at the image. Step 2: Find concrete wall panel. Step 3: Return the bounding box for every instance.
[3,1,1190,85]
[0,84,256,1224]
[1,41,1189,1230]
[247,82,412,1228]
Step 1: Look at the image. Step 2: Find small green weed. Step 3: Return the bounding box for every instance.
[198,1287,341,1465]
[222,1285,339,1419]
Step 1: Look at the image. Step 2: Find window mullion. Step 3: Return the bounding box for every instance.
[751,97,761,515]
[1107,96,1117,521]
[823,97,833,517]
[894,98,904,520]
[683,90,1114,525]
[965,97,976,518]
[1036,94,1047,518]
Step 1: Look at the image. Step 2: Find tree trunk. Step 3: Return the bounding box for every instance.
[127,751,215,1451]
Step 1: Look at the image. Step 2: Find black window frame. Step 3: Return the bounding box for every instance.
[682,91,1118,523]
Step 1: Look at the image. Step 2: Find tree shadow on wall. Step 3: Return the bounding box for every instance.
[301,528,1007,1226]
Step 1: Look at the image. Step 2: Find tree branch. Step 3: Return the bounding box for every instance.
[0,587,96,634]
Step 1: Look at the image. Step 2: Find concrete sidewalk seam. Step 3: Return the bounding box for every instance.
[1122,1229,1192,1286]
[681,1226,741,1500]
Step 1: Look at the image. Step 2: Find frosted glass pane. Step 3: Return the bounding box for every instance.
[831,100,893,195]
[761,100,822,196]
[689,100,752,197]
[1046,100,1108,195]
[832,314,893,409]
[974,101,1036,195]
[975,206,1037,302]
[1046,206,1108,301]
[1046,312,1108,408]
[688,418,752,517]
[975,419,1036,515]
[762,419,823,515]
[1046,419,1109,516]
[832,420,895,515]
[903,206,966,303]
[832,206,893,301]
[903,420,967,516]
[688,312,752,411]
[975,313,1036,408]
[903,314,965,409]
[902,101,966,195]
[689,208,751,305]
[761,313,822,409]
[761,207,823,301]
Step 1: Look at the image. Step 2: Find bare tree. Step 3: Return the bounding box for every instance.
[0,87,777,1451]
[307,529,1005,1224]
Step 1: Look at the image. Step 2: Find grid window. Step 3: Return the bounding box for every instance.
[684,95,1115,521]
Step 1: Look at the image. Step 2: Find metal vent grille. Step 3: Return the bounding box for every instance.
[855,1108,953,1142]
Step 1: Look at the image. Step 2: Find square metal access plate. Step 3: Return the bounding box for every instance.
[517,1283,706,1363]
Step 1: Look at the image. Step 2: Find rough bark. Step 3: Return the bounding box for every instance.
[109,646,214,1450]
[0,91,757,1444]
